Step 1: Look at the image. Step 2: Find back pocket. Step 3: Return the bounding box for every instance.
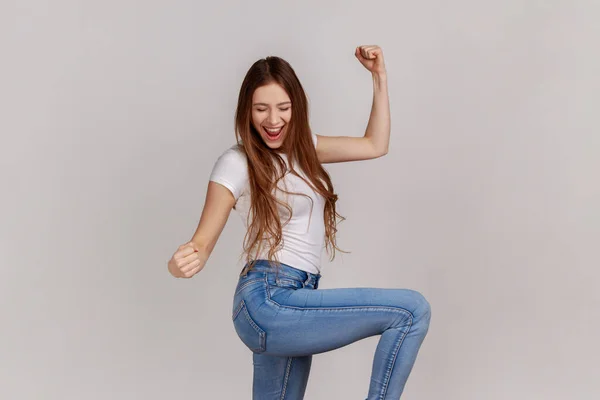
[232,300,266,353]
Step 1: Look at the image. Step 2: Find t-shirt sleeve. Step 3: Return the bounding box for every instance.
[209,146,248,201]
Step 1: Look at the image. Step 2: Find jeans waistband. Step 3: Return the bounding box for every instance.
[240,259,321,289]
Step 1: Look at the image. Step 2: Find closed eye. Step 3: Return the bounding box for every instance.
[256,108,290,112]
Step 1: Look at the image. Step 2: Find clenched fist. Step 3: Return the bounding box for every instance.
[167,241,204,278]
[355,45,386,76]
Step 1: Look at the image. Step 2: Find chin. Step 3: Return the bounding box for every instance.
[263,138,285,149]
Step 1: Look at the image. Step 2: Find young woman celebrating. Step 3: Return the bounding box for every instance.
[167,45,431,400]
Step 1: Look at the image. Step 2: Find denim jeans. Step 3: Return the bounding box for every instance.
[231,259,431,400]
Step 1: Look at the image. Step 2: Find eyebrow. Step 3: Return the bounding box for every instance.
[253,102,292,106]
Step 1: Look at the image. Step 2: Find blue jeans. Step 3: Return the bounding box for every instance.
[231,260,431,400]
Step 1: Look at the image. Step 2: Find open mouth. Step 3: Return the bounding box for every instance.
[263,126,284,141]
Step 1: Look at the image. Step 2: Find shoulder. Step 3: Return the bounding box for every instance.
[209,143,249,200]
[216,143,247,167]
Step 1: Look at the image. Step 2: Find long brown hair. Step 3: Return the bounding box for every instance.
[234,56,348,272]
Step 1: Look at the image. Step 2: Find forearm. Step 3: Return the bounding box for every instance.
[364,72,390,154]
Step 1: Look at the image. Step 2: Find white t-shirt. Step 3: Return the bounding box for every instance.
[209,133,325,274]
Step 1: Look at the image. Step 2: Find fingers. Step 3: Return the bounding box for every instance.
[177,242,198,257]
[356,45,381,60]
[174,252,200,276]
[176,250,198,266]
[169,241,202,278]
[174,242,199,265]
[180,258,201,274]
[183,264,202,278]
[357,45,375,59]
[171,257,201,278]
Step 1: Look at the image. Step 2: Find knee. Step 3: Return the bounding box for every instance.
[410,290,431,330]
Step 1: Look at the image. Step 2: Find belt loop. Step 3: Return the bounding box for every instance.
[303,275,311,288]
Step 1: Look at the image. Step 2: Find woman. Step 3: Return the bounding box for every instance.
[167,45,431,400]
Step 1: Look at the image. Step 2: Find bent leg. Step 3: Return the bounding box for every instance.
[256,285,431,399]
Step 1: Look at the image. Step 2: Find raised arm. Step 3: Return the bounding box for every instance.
[315,45,390,164]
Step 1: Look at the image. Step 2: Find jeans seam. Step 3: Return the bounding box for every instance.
[238,300,266,352]
[234,278,264,296]
[280,357,293,400]
[277,272,302,280]
[275,277,303,289]
[379,322,412,399]
[241,300,265,335]
[260,274,417,398]
[232,301,244,320]
[265,276,414,319]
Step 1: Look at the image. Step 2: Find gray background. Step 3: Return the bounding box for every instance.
[1,0,598,399]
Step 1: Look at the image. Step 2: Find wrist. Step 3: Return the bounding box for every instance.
[372,71,387,81]
[372,72,388,91]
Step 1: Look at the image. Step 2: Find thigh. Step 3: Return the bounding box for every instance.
[244,275,430,357]
[270,288,426,356]
[252,353,312,400]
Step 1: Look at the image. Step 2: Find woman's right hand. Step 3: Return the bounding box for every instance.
[167,241,203,278]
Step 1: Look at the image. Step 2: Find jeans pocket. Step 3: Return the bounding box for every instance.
[232,299,266,353]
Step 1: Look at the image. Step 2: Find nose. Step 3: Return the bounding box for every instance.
[267,112,279,125]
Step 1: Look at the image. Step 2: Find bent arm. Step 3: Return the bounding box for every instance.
[189,180,236,272]
[364,72,390,155]
[314,72,390,164]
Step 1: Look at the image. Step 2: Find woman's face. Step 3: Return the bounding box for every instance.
[251,82,292,149]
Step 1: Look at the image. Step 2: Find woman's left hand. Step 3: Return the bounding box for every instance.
[355,45,386,75]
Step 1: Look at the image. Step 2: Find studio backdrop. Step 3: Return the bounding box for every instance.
[1,1,598,399]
